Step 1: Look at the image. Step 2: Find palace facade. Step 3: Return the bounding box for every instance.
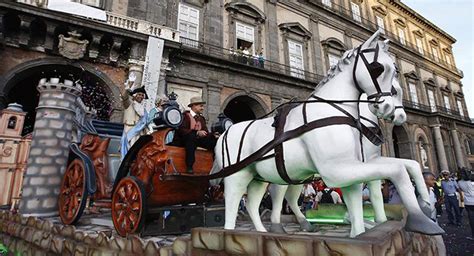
[1,0,473,184]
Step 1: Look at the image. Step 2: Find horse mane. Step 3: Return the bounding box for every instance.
[315,40,389,90]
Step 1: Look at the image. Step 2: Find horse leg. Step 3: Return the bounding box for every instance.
[286,184,316,232]
[321,161,444,236]
[246,180,269,232]
[340,183,365,237]
[367,180,387,223]
[224,170,254,230]
[268,184,287,233]
[374,158,431,217]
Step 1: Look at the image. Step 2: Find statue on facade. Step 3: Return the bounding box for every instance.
[420,142,429,169]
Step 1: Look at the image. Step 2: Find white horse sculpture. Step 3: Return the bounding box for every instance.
[265,75,435,234]
[210,31,445,237]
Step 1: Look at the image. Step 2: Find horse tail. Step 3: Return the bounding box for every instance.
[209,159,223,186]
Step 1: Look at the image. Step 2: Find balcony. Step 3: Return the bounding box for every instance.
[403,100,471,122]
[180,37,325,83]
[310,0,463,76]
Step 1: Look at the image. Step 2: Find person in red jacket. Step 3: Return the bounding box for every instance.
[173,96,218,173]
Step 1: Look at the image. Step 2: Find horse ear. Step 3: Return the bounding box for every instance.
[361,29,381,49]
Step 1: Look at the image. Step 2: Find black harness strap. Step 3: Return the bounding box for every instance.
[274,103,296,184]
[237,120,257,162]
[163,116,361,182]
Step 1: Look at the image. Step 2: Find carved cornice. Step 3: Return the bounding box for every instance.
[423,78,436,87]
[393,18,406,28]
[225,1,266,23]
[321,37,347,51]
[404,71,419,81]
[413,30,424,38]
[429,39,439,47]
[371,5,387,16]
[278,22,312,40]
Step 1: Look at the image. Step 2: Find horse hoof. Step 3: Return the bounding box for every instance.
[405,213,445,235]
[270,223,286,234]
[300,220,318,232]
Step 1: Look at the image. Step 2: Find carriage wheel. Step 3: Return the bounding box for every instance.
[58,159,88,225]
[111,176,146,237]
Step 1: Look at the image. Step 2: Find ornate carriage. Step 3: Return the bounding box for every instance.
[58,120,224,237]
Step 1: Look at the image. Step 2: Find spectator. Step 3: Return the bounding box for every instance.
[258,51,265,68]
[433,176,443,217]
[237,46,244,63]
[303,183,316,211]
[421,172,438,222]
[315,187,342,205]
[242,47,250,64]
[229,47,236,61]
[458,168,474,240]
[441,170,462,226]
[362,184,371,204]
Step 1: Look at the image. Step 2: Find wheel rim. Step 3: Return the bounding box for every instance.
[112,177,144,236]
[59,159,86,225]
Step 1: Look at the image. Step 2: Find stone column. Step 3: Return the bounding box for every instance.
[207,82,223,124]
[19,78,81,217]
[128,60,144,88]
[158,53,170,96]
[450,128,465,168]
[431,125,449,171]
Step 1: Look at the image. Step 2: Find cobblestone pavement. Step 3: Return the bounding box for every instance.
[438,209,474,256]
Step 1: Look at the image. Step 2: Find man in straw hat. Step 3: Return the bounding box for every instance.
[173,96,218,173]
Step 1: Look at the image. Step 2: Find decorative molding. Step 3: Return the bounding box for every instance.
[278,22,312,40]
[321,37,347,51]
[371,5,387,16]
[404,71,419,81]
[423,78,436,87]
[225,1,266,23]
[429,39,439,46]
[58,31,89,60]
[442,47,452,54]
[394,18,406,28]
[413,30,424,38]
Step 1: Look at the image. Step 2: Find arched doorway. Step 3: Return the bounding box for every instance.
[2,60,119,135]
[223,95,267,123]
[392,126,413,159]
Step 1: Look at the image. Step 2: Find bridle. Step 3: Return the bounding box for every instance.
[353,43,394,102]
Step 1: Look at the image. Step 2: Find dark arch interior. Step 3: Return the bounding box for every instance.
[392,126,411,159]
[223,96,266,123]
[6,64,112,135]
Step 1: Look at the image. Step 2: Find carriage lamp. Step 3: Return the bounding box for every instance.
[211,113,233,134]
[153,92,183,129]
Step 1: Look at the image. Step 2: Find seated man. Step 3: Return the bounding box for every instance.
[173,96,218,173]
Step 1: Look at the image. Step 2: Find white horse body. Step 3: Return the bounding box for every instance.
[212,31,443,237]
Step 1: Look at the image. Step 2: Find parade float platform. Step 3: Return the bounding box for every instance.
[0,205,442,255]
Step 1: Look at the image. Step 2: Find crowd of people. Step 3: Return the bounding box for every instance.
[236,167,474,241]
[229,47,265,68]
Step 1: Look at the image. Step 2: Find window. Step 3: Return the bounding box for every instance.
[76,0,102,8]
[288,40,304,78]
[409,82,418,105]
[443,95,451,110]
[376,16,385,34]
[7,116,16,129]
[398,28,406,45]
[178,4,199,41]
[445,54,452,66]
[322,0,332,7]
[415,38,424,55]
[427,89,437,112]
[457,100,464,116]
[351,2,361,22]
[328,53,339,68]
[432,47,439,61]
[236,22,255,55]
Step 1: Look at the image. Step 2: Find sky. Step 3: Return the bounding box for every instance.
[402,0,473,118]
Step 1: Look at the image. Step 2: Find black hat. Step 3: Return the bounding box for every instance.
[131,87,149,99]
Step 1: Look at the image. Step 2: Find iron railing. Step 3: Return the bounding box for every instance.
[180,37,325,83]
[311,0,463,75]
[402,100,471,122]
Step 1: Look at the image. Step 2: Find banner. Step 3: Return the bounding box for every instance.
[142,36,165,111]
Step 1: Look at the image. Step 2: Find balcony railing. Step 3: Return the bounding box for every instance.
[312,0,463,75]
[403,100,471,122]
[180,37,325,83]
[106,12,180,42]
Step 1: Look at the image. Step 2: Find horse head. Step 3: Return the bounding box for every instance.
[349,29,397,119]
[389,74,407,126]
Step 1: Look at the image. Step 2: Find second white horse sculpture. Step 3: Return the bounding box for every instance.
[211,30,444,237]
